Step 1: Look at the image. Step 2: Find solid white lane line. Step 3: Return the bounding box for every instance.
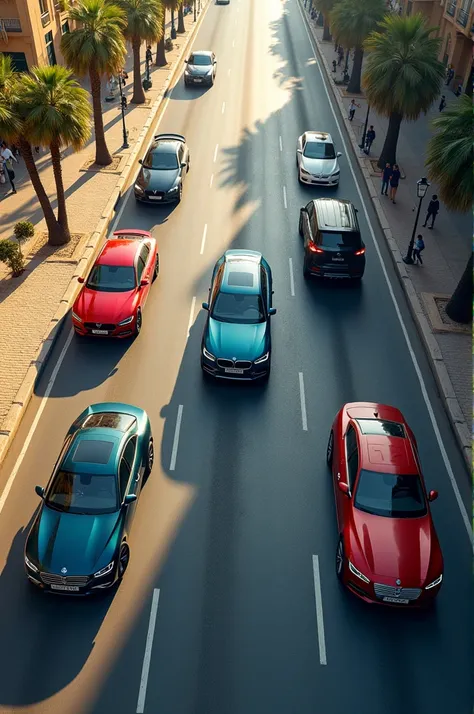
[169,405,183,472]
[312,555,327,666]
[136,588,161,713]
[298,372,308,431]
[187,297,196,338]
[283,185,287,209]
[279,135,283,152]
[209,173,214,188]
[289,258,295,297]
[298,1,472,545]
[213,144,219,162]
[0,328,75,514]
[200,224,208,255]
[222,101,226,114]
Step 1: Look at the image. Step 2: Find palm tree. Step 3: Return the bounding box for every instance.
[314,0,335,42]
[426,95,473,323]
[19,65,91,245]
[0,56,67,246]
[61,0,127,166]
[156,1,176,67]
[118,0,164,104]
[363,14,444,169]
[177,0,185,33]
[330,0,385,94]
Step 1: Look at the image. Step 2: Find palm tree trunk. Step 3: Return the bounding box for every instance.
[445,254,472,324]
[50,140,71,244]
[177,4,185,33]
[347,46,363,94]
[155,14,167,66]
[322,19,332,42]
[19,138,66,246]
[89,65,112,166]
[377,111,402,170]
[131,36,145,104]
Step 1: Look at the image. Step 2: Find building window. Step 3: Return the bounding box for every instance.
[446,0,457,15]
[61,20,69,34]
[1,52,28,72]
[39,0,48,13]
[45,31,56,65]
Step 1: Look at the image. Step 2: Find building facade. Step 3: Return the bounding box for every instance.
[0,0,71,72]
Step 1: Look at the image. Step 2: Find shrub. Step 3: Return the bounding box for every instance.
[0,239,25,277]
[164,37,174,52]
[13,221,34,256]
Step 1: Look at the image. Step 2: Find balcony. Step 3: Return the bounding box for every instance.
[457,7,469,25]
[446,0,457,13]
[40,10,51,27]
[0,18,22,32]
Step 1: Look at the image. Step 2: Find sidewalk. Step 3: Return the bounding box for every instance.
[0,5,208,449]
[306,13,471,465]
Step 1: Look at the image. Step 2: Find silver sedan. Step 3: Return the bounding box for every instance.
[296,131,342,186]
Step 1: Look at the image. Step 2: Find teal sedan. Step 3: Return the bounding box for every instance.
[201,250,276,380]
[24,403,153,595]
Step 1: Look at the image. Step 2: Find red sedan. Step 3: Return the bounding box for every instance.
[326,402,443,607]
[72,230,159,338]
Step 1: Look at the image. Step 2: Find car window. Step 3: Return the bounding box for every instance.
[320,231,362,249]
[345,425,359,489]
[123,437,137,470]
[211,264,225,304]
[303,141,336,159]
[46,470,119,514]
[211,292,265,324]
[354,470,428,518]
[143,146,178,170]
[137,256,146,282]
[178,144,184,164]
[306,201,315,219]
[189,53,211,65]
[118,458,131,500]
[140,243,150,264]
[260,266,268,309]
[87,265,136,292]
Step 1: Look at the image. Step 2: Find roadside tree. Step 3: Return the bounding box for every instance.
[314,0,335,42]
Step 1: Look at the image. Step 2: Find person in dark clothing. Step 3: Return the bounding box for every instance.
[389,164,401,203]
[364,126,376,154]
[439,95,447,111]
[381,163,391,195]
[446,67,455,85]
[146,46,153,64]
[422,194,440,228]
[413,235,425,265]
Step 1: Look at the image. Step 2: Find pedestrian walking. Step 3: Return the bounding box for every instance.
[422,194,440,229]
[146,45,153,64]
[446,66,455,85]
[413,234,425,265]
[439,95,447,112]
[381,162,391,195]
[332,59,337,73]
[1,141,18,194]
[364,125,376,155]
[348,99,360,121]
[389,163,401,203]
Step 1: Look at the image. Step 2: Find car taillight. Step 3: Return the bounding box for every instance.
[308,242,324,254]
[354,248,365,256]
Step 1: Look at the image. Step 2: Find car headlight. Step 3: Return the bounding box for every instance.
[331,171,340,177]
[202,346,216,361]
[93,561,115,578]
[72,311,83,323]
[184,69,190,75]
[254,352,269,365]
[348,560,370,584]
[425,573,443,590]
[167,185,179,193]
[134,183,144,193]
[118,315,134,326]
[25,554,39,572]
[300,168,311,176]
[207,68,213,75]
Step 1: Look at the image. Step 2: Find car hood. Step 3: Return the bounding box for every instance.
[27,505,122,575]
[351,508,435,585]
[187,64,212,76]
[74,286,138,324]
[207,317,267,360]
[301,156,338,176]
[137,167,180,192]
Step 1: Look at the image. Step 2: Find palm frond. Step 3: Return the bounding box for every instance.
[330,0,386,49]
[118,0,164,42]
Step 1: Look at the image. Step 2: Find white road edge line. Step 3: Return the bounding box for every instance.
[209,173,214,188]
[299,372,308,431]
[0,328,75,514]
[187,297,196,338]
[169,405,184,472]
[279,135,283,152]
[297,0,473,545]
[222,101,226,114]
[283,185,287,209]
[289,257,295,297]
[312,555,327,666]
[200,224,208,255]
[136,588,161,713]
[213,144,219,162]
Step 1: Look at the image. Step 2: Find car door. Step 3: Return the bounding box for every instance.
[261,257,273,307]
[212,52,216,77]
[335,423,359,528]
[297,133,306,167]
[136,245,151,307]
[303,200,315,247]
[119,436,139,529]
[177,144,186,184]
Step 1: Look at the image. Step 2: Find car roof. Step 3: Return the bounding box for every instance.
[305,131,333,142]
[312,198,358,232]
[62,429,124,475]
[221,250,261,294]
[191,50,212,56]
[97,239,141,267]
[151,139,180,153]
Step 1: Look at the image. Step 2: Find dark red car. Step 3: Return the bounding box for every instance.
[72,230,159,338]
[326,402,443,607]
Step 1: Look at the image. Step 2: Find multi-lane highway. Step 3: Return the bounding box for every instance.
[0,0,472,712]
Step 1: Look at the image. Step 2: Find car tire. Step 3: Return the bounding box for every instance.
[326,430,334,468]
[153,255,160,281]
[135,308,142,336]
[298,214,303,236]
[144,437,154,478]
[118,543,130,580]
[336,536,345,581]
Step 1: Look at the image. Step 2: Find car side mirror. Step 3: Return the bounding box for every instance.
[77,276,84,284]
[202,301,209,310]
[300,207,306,215]
[297,148,302,154]
[140,278,149,288]
[214,60,217,64]
[338,481,350,496]
[35,485,45,498]
[428,490,438,502]
[138,158,143,165]
[337,152,342,157]
[269,307,277,316]
[124,494,137,505]
[180,161,187,167]
[184,59,188,64]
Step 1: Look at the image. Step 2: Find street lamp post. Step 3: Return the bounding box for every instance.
[118,74,129,148]
[402,177,430,264]
[359,104,370,151]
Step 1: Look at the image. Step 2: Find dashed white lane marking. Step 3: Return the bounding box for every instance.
[312,556,327,666]
[289,258,295,297]
[200,223,208,255]
[222,101,226,114]
[210,173,214,187]
[136,588,161,713]
[299,372,308,431]
[232,39,235,47]
[283,185,287,209]
[279,135,283,151]
[228,68,231,76]
[169,405,184,472]
[187,297,196,338]
[214,144,219,162]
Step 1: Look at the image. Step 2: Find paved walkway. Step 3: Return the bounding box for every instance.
[0,6,205,428]
[310,20,472,430]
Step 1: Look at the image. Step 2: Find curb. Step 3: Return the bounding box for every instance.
[0,2,211,468]
[301,5,471,471]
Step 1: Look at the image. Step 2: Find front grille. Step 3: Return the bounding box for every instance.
[374,583,421,601]
[217,358,251,370]
[84,322,115,330]
[217,358,233,368]
[234,360,252,369]
[145,190,165,198]
[40,572,89,587]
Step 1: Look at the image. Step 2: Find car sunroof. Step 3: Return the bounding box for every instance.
[227,271,254,287]
[72,439,114,464]
[356,419,405,438]
[82,412,136,432]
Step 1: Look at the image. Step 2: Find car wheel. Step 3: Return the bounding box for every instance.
[135,308,142,335]
[118,543,130,580]
[326,430,334,468]
[336,537,345,581]
[153,255,160,281]
[298,214,303,236]
[303,261,311,279]
[144,437,154,478]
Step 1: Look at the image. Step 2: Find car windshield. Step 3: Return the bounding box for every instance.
[46,470,119,514]
[189,53,211,65]
[354,469,427,518]
[87,265,136,292]
[143,147,178,170]
[212,292,265,324]
[304,141,336,159]
[320,231,362,249]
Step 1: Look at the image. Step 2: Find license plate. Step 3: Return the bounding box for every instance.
[383,596,409,604]
[225,368,244,374]
[92,329,109,335]
[332,257,345,262]
[194,78,202,82]
[149,195,162,200]
[51,584,80,592]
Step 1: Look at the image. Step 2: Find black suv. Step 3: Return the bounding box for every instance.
[299,198,365,280]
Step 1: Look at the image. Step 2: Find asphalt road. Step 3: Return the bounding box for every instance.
[0,1,472,713]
